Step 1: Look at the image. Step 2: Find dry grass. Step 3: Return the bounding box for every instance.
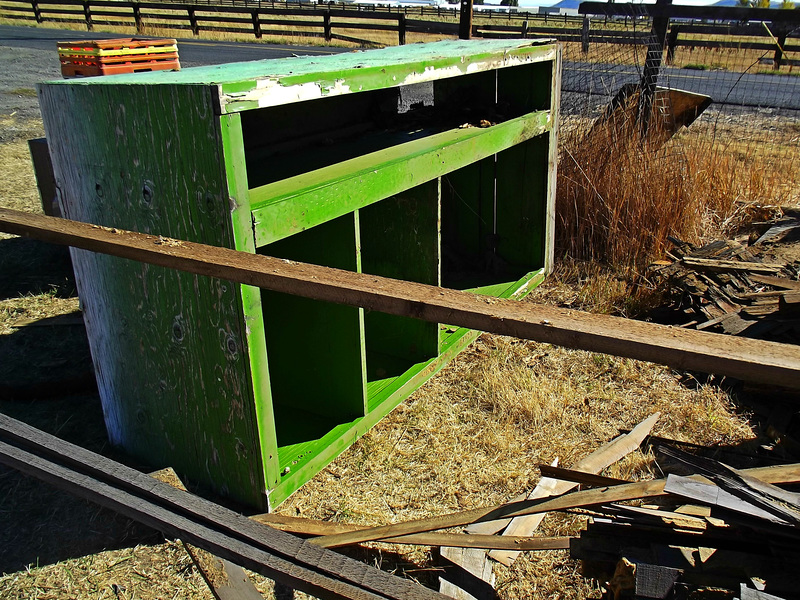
[555,108,800,270]
[0,139,42,227]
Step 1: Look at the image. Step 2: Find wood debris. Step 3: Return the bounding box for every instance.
[570,445,800,600]
[650,235,800,343]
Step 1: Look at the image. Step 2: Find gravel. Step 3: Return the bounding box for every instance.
[0,45,59,142]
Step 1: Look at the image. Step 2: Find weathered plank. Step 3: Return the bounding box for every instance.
[2,209,800,389]
[663,475,791,526]
[438,547,496,600]
[681,257,785,274]
[657,445,800,526]
[486,413,658,566]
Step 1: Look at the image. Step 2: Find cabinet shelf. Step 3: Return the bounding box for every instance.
[39,39,560,510]
[249,110,551,247]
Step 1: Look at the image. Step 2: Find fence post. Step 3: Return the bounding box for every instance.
[251,9,261,38]
[31,0,42,23]
[521,20,528,38]
[639,0,672,137]
[774,30,787,70]
[82,1,93,30]
[188,7,199,36]
[133,3,143,33]
[581,16,589,54]
[666,23,680,64]
[459,0,472,39]
[398,13,406,45]
[324,12,331,41]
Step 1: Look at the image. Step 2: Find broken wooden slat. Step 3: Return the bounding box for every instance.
[663,475,793,526]
[310,464,800,549]
[438,547,495,600]
[485,413,659,566]
[681,257,785,274]
[750,274,800,291]
[537,464,629,488]
[601,504,707,530]
[3,208,800,388]
[657,445,800,526]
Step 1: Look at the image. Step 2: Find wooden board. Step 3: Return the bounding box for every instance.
[3,209,800,392]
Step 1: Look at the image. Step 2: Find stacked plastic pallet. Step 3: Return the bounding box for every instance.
[58,38,180,78]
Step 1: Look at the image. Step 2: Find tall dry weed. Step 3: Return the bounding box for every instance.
[556,111,798,270]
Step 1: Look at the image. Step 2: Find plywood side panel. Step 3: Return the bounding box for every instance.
[360,181,441,369]
[37,82,265,508]
[259,214,367,423]
[494,135,550,271]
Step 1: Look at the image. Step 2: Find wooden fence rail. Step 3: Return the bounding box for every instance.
[3,0,800,58]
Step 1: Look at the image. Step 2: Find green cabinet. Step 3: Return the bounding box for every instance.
[38,39,561,510]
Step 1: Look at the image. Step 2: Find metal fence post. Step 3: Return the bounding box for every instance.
[133,3,143,33]
[774,30,787,70]
[666,23,680,64]
[639,0,672,138]
[188,7,199,35]
[459,0,472,39]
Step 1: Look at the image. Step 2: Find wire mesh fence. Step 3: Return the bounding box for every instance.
[556,10,800,268]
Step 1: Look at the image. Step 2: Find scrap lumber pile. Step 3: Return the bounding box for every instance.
[571,445,800,600]
[3,407,800,600]
[650,223,800,342]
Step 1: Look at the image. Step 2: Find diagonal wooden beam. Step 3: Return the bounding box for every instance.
[310,463,800,549]
[2,207,799,388]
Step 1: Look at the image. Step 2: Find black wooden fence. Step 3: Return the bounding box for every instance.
[2,0,800,61]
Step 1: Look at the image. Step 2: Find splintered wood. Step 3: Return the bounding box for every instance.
[651,233,800,343]
[571,446,800,599]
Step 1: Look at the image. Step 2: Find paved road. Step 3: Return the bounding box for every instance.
[2,24,797,111]
[0,23,347,68]
[563,60,800,110]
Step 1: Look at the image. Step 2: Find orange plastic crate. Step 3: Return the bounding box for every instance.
[60,58,181,78]
[58,38,179,78]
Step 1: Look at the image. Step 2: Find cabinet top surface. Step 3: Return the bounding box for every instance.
[40,39,558,113]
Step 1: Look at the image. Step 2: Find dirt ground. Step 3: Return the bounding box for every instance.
[0,32,798,600]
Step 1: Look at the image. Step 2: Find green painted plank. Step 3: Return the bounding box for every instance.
[220,113,281,498]
[40,40,557,116]
[37,81,266,509]
[360,180,440,373]
[269,269,545,507]
[259,214,368,425]
[251,110,552,247]
[441,156,495,290]
[495,135,550,270]
[498,60,554,114]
